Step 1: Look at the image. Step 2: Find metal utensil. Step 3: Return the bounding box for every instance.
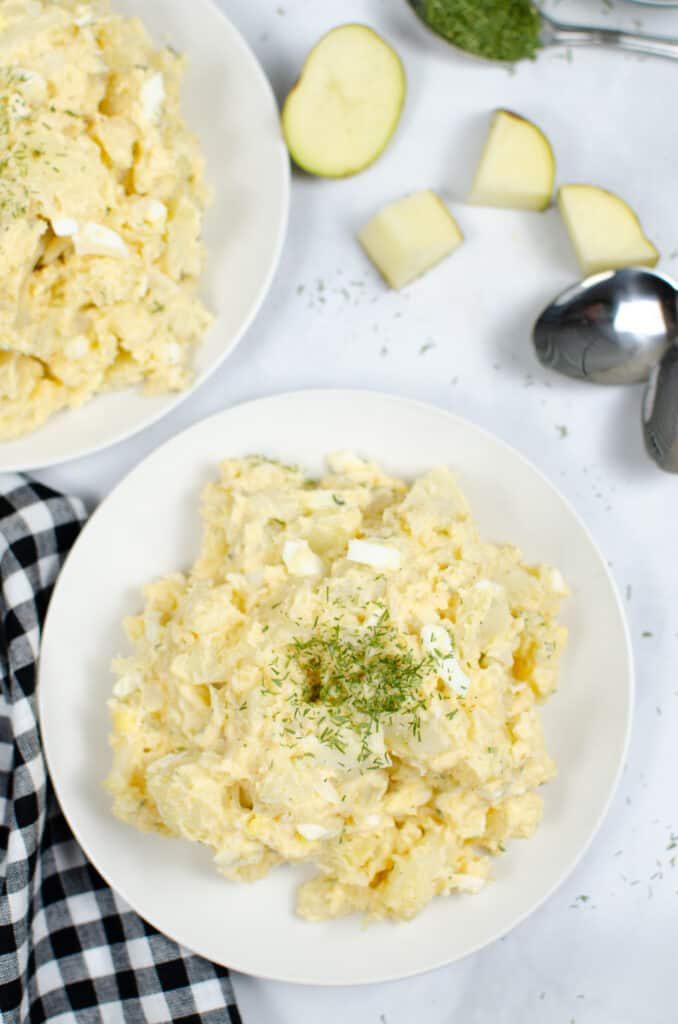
[533,268,678,385]
[407,2,678,62]
[643,344,678,472]
[539,11,678,59]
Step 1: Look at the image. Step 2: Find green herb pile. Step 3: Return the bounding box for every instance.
[421,0,541,62]
[284,607,431,764]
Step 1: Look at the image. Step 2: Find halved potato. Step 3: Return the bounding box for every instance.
[558,185,659,276]
[281,24,405,178]
[358,190,463,289]
[468,109,555,212]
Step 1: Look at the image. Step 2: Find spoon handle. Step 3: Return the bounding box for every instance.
[541,12,678,61]
[643,345,678,473]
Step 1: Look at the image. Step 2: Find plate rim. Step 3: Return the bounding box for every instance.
[38,389,635,985]
[1,0,290,473]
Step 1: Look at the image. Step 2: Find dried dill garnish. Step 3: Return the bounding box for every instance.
[420,0,541,62]
[286,607,430,761]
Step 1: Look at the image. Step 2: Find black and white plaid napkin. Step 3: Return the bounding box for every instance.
[0,475,242,1024]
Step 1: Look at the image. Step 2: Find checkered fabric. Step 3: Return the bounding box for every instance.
[0,475,242,1024]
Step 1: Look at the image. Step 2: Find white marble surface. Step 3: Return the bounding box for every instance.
[39,1,678,1021]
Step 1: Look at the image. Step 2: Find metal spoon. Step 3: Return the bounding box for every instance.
[533,268,678,385]
[643,344,678,472]
[407,2,678,62]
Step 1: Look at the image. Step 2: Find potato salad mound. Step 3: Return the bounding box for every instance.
[0,0,211,440]
[106,454,569,923]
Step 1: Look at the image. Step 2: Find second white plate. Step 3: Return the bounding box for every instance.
[39,391,633,985]
[1,0,289,472]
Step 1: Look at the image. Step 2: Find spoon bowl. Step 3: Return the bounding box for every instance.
[533,268,678,386]
[406,2,678,63]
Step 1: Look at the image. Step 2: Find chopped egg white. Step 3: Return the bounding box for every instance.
[421,623,453,656]
[143,199,168,225]
[551,568,569,595]
[74,223,129,259]
[297,824,332,841]
[450,873,486,894]
[421,623,470,696]
[283,539,323,577]
[347,539,401,570]
[112,672,141,699]
[440,655,470,697]
[141,72,165,122]
[51,217,79,238]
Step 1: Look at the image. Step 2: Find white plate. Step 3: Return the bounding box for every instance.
[0,0,289,472]
[39,391,633,985]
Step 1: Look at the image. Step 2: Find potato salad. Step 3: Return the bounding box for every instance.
[0,0,211,439]
[106,454,568,923]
